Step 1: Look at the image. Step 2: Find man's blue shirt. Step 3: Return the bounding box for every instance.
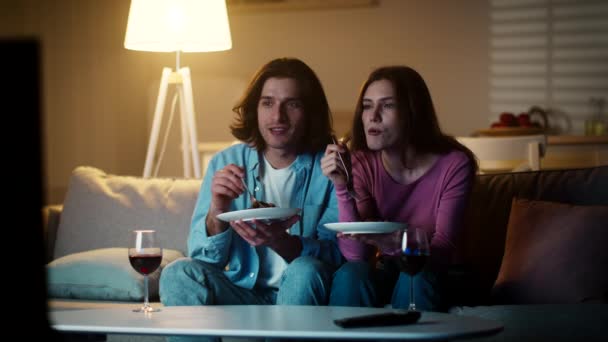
[188,143,342,289]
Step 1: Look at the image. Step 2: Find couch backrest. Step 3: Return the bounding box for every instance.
[459,166,608,303]
[53,166,202,259]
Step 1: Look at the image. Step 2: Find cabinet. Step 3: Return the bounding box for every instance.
[543,136,608,170]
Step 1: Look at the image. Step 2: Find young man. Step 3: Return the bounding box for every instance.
[160,58,342,334]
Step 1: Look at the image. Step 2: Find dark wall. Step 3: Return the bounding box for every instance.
[1,38,59,339]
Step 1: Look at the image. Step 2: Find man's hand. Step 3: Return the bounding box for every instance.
[206,164,246,236]
[210,164,246,212]
[230,215,302,261]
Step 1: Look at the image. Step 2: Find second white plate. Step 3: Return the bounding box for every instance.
[324,222,406,234]
[216,207,301,223]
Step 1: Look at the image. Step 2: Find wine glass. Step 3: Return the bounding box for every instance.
[400,227,430,312]
[128,230,163,313]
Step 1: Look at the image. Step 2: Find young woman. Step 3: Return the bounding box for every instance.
[321,66,477,310]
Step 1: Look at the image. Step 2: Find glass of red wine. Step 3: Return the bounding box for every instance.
[400,227,430,312]
[129,229,162,313]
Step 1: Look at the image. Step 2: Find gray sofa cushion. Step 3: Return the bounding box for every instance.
[53,166,201,259]
[47,248,184,301]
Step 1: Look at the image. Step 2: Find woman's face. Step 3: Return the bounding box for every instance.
[361,79,400,151]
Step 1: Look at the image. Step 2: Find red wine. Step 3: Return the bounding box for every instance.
[399,254,427,276]
[129,254,162,275]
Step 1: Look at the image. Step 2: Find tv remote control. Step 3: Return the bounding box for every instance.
[334,310,421,328]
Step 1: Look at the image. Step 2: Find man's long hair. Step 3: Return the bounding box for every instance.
[231,57,333,153]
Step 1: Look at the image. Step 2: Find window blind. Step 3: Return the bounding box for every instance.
[489,0,608,133]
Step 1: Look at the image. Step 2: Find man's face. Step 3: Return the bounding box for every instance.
[257,77,306,153]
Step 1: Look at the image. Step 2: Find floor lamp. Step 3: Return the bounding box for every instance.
[124,0,232,178]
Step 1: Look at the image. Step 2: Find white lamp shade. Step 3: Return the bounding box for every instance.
[124,0,232,52]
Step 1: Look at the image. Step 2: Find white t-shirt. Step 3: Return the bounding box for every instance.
[255,156,296,288]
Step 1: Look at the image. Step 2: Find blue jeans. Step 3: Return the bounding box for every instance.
[329,261,444,311]
[160,256,335,342]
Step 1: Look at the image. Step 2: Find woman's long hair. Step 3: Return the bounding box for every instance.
[349,66,478,172]
[230,57,333,154]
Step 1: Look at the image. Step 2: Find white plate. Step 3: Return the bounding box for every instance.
[324,222,406,234]
[216,208,301,223]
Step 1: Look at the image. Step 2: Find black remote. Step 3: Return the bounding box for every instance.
[334,311,421,328]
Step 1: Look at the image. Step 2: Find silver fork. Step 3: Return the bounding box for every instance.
[332,137,359,200]
[241,177,269,208]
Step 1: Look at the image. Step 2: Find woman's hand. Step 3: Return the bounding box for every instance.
[338,229,403,256]
[321,142,350,187]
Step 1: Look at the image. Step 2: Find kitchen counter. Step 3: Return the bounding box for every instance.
[196,137,608,173]
[547,135,608,145]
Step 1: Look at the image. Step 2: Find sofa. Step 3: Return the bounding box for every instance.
[45,165,608,341]
[448,164,608,341]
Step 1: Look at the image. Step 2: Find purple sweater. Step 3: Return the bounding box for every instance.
[336,149,474,269]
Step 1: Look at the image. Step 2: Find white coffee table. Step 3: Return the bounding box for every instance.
[51,305,503,340]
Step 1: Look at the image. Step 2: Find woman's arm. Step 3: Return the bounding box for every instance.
[336,152,378,261]
[429,156,475,270]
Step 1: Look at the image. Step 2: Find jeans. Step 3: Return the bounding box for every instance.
[329,260,444,311]
[159,256,335,342]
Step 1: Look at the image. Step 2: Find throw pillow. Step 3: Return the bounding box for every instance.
[47,247,184,301]
[492,198,608,304]
[53,166,201,259]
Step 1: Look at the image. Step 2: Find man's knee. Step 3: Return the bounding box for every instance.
[160,257,193,287]
[159,258,216,306]
[160,258,194,302]
[284,256,332,283]
[278,256,333,305]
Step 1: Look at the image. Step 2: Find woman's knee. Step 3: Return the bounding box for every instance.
[392,270,444,311]
[330,262,377,307]
[333,261,372,284]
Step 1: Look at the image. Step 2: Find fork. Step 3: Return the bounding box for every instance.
[241,177,270,208]
[331,136,359,200]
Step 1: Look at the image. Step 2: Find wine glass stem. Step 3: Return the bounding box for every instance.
[144,275,150,310]
[408,275,416,311]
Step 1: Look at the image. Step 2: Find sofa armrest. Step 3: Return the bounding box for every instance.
[43,204,63,263]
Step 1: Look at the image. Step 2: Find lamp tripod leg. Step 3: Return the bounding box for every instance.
[180,67,201,178]
[177,85,191,178]
[143,67,172,178]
